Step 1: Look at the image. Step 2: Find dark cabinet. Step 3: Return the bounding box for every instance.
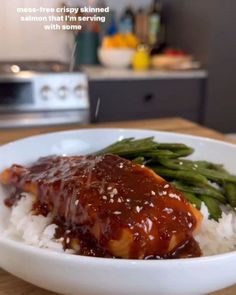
[89,78,206,123]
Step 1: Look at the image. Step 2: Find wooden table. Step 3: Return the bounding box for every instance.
[0,117,235,295]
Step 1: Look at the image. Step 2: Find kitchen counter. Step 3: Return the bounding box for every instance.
[82,66,208,81]
[0,117,235,295]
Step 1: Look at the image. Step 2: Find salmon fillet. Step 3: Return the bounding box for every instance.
[0,154,202,259]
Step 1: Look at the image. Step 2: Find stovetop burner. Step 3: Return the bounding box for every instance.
[0,61,80,74]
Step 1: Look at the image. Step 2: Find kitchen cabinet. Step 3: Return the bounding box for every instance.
[89,78,206,123]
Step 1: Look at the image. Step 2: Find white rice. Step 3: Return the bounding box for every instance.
[196,203,236,255]
[1,194,75,254]
[1,193,236,256]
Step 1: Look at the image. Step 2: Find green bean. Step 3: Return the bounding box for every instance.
[159,159,236,184]
[96,137,194,159]
[144,150,176,159]
[195,161,226,172]
[145,148,193,160]
[155,143,192,151]
[94,138,133,154]
[172,181,226,203]
[197,168,236,184]
[172,148,194,158]
[159,159,193,169]
[152,167,209,186]
[132,157,146,165]
[199,195,222,221]
[95,137,157,156]
[182,192,202,210]
[224,183,236,208]
[160,159,225,171]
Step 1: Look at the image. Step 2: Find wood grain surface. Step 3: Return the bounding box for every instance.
[0,117,235,295]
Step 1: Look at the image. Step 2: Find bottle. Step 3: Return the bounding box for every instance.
[132,44,150,71]
[148,0,161,46]
[107,13,118,36]
[150,4,167,55]
[135,8,148,44]
[120,6,135,34]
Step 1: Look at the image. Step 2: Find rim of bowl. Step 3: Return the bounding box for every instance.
[1,127,236,150]
[0,235,236,266]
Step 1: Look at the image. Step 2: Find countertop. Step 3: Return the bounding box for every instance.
[82,66,208,81]
[0,117,235,295]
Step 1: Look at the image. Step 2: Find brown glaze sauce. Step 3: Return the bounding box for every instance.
[2,154,202,259]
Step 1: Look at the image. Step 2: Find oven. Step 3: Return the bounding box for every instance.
[0,61,90,128]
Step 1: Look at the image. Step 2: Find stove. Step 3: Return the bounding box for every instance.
[0,61,90,128]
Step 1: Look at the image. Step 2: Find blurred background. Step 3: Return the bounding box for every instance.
[0,0,235,134]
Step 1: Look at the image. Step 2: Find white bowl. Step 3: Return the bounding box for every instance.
[98,48,135,68]
[0,128,236,295]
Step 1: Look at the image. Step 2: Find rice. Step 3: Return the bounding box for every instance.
[2,193,236,257]
[196,203,236,255]
[2,194,66,253]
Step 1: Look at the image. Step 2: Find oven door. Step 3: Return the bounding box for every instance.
[0,80,34,111]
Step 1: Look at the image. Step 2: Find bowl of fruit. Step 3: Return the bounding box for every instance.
[98,33,139,69]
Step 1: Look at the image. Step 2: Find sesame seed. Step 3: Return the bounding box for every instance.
[119,163,124,168]
[149,203,154,208]
[117,197,122,203]
[169,193,181,200]
[109,188,118,198]
[136,206,142,213]
[151,190,156,196]
[113,211,122,215]
[110,199,114,203]
[162,191,167,195]
[75,200,79,206]
[141,165,145,168]
[102,195,107,200]
[66,237,70,244]
[126,198,131,203]
[66,230,71,234]
[163,208,173,214]
[164,184,169,189]
[107,186,112,190]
